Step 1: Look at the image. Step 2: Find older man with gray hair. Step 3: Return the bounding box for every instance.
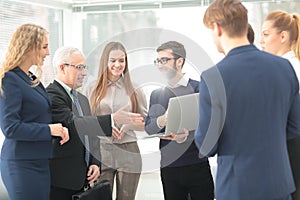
[47,46,144,200]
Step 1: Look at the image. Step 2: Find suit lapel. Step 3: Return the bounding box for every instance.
[53,80,73,105]
[13,67,51,106]
[35,83,51,106]
[53,80,82,116]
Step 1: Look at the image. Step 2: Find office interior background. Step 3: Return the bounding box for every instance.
[0,0,299,199]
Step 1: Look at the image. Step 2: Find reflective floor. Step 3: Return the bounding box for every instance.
[131,137,217,200]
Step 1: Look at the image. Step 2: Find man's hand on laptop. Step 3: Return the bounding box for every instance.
[157,109,168,128]
[160,128,189,143]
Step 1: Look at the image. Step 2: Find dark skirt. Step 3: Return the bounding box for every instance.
[1,159,50,200]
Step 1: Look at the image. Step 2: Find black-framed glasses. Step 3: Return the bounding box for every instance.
[154,57,177,65]
[64,63,87,71]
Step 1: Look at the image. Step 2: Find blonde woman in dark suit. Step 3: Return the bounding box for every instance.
[0,23,69,200]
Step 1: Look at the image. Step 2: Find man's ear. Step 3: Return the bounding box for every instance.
[59,64,66,74]
[213,22,222,37]
[176,57,184,69]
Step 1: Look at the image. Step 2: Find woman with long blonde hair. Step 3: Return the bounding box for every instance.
[86,41,147,200]
[0,23,68,200]
[261,10,300,200]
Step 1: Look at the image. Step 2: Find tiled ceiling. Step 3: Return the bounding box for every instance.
[16,0,208,11]
[71,0,199,4]
[19,0,290,12]
[70,0,207,12]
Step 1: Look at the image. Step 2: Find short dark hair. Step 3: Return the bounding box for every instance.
[247,23,255,44]
[156,41,186,67]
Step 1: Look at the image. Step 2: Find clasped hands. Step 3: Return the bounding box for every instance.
[111,104,144,141]
[49,123,69,145]
[112,125,127,141]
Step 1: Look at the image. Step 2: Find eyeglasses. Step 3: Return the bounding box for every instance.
[154,57,176,65]
[64,63,87,71]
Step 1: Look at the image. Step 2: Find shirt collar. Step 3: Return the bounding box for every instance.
[282,51,295,60]
[55,79,73,99]
[107,76,124,88]
[167,73,189,88]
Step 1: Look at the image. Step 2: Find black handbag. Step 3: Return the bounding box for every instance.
[72,180,112,200]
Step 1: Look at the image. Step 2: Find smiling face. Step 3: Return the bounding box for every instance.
[107,49,126,81]
[156,49,179,80]
[27,36,50,67]
[61,53,87,89]
[35,36,50,66]
[40,36,50,63]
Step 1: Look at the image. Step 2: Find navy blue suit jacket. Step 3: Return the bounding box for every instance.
[195,45,300,200]
[0,67,52,160]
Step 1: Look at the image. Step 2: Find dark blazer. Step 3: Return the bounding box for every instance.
[195,45,300,200]
[47,80,112,190]
[0,67,52,160]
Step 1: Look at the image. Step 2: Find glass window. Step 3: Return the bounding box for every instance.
[0,0,63,86]
[0,0,63,150]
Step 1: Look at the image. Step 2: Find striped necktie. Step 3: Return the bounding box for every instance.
[71,89,83,116]
[71,89,89,166]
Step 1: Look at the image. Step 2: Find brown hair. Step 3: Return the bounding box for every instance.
[265,10,300,61]
[156,41,186,68]
[247,24,255,44]
[203,0,248,38]
[89,42,139,115]
[0,23,48,92]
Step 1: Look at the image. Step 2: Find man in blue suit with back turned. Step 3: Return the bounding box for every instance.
[195,0,300,200]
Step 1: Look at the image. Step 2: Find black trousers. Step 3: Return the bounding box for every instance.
[287,137,300,200]
[50,185,82,200]
[161,161,214,200]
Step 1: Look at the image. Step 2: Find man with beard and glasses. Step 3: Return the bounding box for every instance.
[145,41,214,200]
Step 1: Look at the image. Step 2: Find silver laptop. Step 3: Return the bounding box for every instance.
[164,93,199,136]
